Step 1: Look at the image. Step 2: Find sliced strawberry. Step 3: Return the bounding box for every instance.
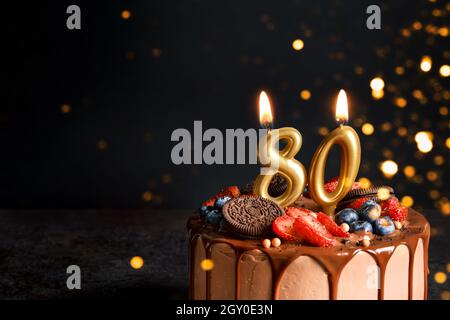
[324,177,361,193]
[380,196,400,216]
[223,186,240,198]
[285,207,316,218]
[272,215,298,241]
[293,214,334,247]
[316,212,350,238]
[388,206,408,222]
[346,197,370,210]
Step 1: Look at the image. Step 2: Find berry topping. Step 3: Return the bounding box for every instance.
[214,196,232,209]
[293,214,334,247]
[285,207,316,218]
[350,220,373,233]
[272,215,298,241]
[346,197,371,210]
[202,186,241,206]
[380,196,401,216]
[335,208,359,225]
[206,209,222,225]
[199,205,213,218]
[316,212,350,237]
[373,216,395,235]
[359,202,381,223]
[388,206,408,222]
[324,176,361,193]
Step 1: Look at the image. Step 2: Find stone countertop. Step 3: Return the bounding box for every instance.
[0,209,447,299]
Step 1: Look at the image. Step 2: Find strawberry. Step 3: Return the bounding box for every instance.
[316,212,349,237]
[388,206,408,222]
[380,196,400,216]
[201,186,241,206]
[324,176,361,193]
[272,215,298,241]
[346,197,370,210]
[285,207,316,218]
[293,214,334,247]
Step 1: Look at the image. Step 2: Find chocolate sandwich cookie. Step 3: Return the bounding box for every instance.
[222,195,284,238]
[337,185,395,210]
[241,173,288,197]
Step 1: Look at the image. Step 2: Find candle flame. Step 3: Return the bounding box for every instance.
[336,89,349,123]
[259,91,273,127]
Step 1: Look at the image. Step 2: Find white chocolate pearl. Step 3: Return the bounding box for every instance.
[262,239,271,248]
[394,221,402,230]
[271,237,281,248]
[362,239,371,247]
[340,223,350,232]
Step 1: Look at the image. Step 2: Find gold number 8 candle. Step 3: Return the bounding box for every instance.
[308,90,361,217]
[253,91,307,207]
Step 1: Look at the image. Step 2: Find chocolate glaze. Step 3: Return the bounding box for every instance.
[188,198,430,300]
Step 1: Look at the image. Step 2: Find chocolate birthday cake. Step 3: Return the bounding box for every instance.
[187,176,430,300]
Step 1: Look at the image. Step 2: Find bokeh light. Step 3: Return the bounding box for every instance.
[403,165,416,178]
[439,65,450,77]
[380,160,398,178]
[300,90,311,100]
[370,77,385,91]
[361,123,374,135]
[121,10,131,20]
[292,39,304,51]
[401,195,414,207]
[358,177,371,189]
[377,187,391,201]
[130,256,144,269]
[200,259,214,271]
[434,272,447,284]
[420,56,432,72]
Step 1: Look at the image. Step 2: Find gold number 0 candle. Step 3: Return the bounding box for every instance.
[253,92,307,208]
[308,90,361,217]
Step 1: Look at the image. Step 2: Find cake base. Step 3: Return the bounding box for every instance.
[187,199,430,300]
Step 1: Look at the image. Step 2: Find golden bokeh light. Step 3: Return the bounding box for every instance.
[439,106,449,116]
[426,171,438,182]
[358,177,371,189]
[372,89,384,99]
[292,39,304,51]
[397,127,408,137]
[370,77,385,91]
[142,191,153,202]
[130,256,144,269]
[429,190,440,200]
[403,165,416,178]
[318,127,329,136]
[401,195,414,207]
[377,187,391,201]
[420,56,432,72]
[446,137,450,149]
[412,21,422,30]
[61,104,71,114]
[438,27,449,37]
[441,201,450,216]
[361,123,374,135]
[97,139,108,151]
[395,66,405,75]
[434,155,444,166]
[381,122,392,132]
[380,160,398,177]
[200,259,214,271]
[300,90,311,100]
[434,272,447,284]
[121,10,131,20]
[442,290,450,300]
[440,65,450,77]
[394,97,407,108]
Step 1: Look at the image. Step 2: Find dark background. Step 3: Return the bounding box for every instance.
[2,0,448,211]
[0,0,449,301]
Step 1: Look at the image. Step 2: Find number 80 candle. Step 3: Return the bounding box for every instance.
[308,90,361,217]
[253,91,307,208]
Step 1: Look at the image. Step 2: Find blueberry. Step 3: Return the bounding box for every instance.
[335,208,359,225]
[214,196,232,209]
[350,220,373,233]
[373,216,395,235]
[359,202,381,223]
[199,206,214,218]
[206,210,222,225]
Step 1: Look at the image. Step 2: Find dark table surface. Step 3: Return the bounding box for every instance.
[0,209,448,300]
